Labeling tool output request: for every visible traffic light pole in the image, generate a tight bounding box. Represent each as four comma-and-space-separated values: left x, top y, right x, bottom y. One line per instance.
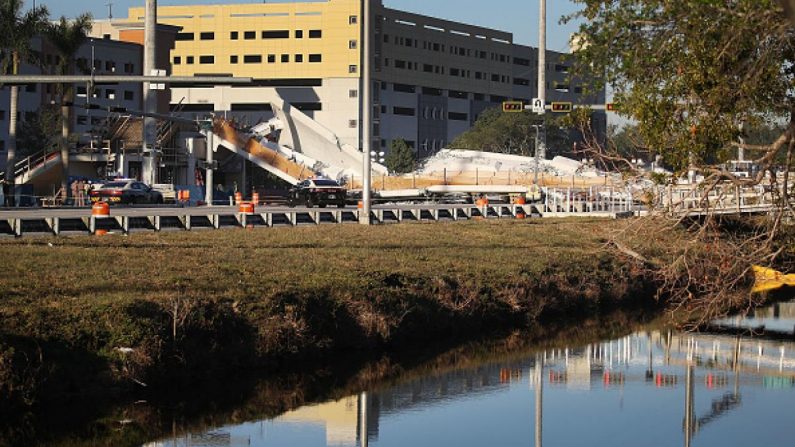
537, 0, 547, 160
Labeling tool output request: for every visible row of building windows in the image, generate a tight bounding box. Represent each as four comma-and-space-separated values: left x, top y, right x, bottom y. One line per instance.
174, 53, 324, 65
76, 87, 136, 101
378, 138, 446, 152
384, 33, 572, 75
382, 105, 468, 122
387, 57, 508, 83
384, 34, 512, 64
176, 29, 324, 42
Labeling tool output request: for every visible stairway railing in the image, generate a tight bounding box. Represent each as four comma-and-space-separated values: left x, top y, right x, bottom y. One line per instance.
0, 149, 59, 183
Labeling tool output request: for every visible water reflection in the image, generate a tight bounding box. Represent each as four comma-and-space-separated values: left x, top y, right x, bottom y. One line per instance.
145, 315, 795, 447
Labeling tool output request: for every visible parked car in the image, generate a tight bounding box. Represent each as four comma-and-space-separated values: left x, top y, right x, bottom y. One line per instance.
287, 178, 347, 208
89, 180, 164, 205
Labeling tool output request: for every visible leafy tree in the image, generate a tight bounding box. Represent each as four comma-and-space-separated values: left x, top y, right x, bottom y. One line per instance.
565, 1, 795, 323
450, 107, 573, 158
0, 0, 49, 186
384, 138, 415, 174
17, 104, 59, 158
566, 1, 794, 176
46, 13, 92, 195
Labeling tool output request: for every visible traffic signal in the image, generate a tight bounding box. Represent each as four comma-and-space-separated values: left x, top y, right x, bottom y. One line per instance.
551, 102, 573, 113
502, 101, 524, 113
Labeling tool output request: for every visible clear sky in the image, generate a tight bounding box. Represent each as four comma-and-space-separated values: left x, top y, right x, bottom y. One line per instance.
35, 0, 584, 52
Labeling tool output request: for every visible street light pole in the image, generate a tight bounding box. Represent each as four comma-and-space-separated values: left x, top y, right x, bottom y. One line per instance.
359, 0, 372, 225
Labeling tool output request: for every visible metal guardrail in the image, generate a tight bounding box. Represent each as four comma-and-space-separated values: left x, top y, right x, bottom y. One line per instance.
0, 202, 635, 237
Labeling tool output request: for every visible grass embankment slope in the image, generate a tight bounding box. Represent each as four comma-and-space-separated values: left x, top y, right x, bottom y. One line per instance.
0, 219, 666, 408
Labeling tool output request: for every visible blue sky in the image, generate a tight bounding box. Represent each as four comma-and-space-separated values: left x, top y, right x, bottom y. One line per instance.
36, 0, 584, 52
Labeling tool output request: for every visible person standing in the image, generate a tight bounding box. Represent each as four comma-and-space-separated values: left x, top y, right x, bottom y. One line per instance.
77, 179, 85, 207
70, 180, 79, 207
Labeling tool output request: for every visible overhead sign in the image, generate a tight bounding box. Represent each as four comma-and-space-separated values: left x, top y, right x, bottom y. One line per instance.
531, 98, 545, 114
551, 102, 573, 113
502, 101, 524, 113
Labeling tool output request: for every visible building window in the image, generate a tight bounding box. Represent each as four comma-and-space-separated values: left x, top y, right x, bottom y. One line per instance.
24, 83, 36, 93
186, 56, 195, 64
448, 112, 468, 121
349, 119, 357, 128
309, 29, 322, 38
294, 54, 303, 63
105, 89, 116, 100
173, 56, 181, 65
124, 90, 134, 101
281, 54, 289, 63
105, 61, 116, 72
77, 86, 87, 96
267, 54, 276, 63
349, 65, 357, 73
230, 55, 238, 64
262, 30, 289, 39
349, 89, 358, 98
230, 31, 238, 40
77, 116, 88, 125
244, 55, 262, 64
199, 55, 215, 64
200, 32, 215, 40
349, 15, 358, 24
308, 54, 322, 63
244, 31, 256, 40
0, 111, 7, 121
349, 40, 357, 49
393, 106, 415, 116
176, 32, 194, 41
295, 30, 303, 38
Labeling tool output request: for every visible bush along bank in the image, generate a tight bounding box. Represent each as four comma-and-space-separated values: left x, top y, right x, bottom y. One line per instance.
0, 220, 665, 412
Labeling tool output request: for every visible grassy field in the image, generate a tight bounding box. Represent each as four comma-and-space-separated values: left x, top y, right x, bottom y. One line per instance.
0, 219, 664, 409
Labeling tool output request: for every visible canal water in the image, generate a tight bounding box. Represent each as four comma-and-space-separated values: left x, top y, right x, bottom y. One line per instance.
140, 302, 795, 447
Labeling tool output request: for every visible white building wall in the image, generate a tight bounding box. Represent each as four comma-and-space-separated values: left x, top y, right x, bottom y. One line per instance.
170, 77, 360, 147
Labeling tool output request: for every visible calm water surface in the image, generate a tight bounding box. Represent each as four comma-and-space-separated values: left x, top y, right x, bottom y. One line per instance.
144, 302, 795, 447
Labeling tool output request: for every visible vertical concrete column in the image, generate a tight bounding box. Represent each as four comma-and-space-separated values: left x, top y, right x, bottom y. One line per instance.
185, 137, 196, 188
142, 0, 159, 185
205, 132, 214, 206
359, 0, 372, 225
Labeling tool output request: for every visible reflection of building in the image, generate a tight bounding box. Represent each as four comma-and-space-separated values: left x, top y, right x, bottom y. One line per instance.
276, 395, 360, 446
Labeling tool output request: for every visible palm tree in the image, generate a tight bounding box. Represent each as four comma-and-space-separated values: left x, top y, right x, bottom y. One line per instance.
0, 0, 49, 203
45, 14, 92, 200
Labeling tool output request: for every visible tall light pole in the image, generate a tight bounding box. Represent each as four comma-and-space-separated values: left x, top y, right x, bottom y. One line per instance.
536, 0, 547, 160
359, 0, 372, 225
143, 0, 158, 185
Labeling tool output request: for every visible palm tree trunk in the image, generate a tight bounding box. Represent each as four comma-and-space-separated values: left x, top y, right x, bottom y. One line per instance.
5, 52, 20, 206
60, 87, 70, 202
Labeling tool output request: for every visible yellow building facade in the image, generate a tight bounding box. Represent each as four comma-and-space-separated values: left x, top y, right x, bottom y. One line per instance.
128, 0, 362, 80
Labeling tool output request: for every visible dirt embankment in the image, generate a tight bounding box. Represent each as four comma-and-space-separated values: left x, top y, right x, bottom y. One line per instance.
0, 219, 675, 412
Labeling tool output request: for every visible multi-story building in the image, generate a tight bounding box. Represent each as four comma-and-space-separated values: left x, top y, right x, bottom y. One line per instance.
0, 35, 144, 169
117, 0, 606, 159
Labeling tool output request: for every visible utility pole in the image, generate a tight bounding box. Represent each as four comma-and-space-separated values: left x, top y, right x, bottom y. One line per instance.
536, 0, 547, 159
106, 2, 113, 20
143, 0, 158, 185
359, 0, 372, 225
